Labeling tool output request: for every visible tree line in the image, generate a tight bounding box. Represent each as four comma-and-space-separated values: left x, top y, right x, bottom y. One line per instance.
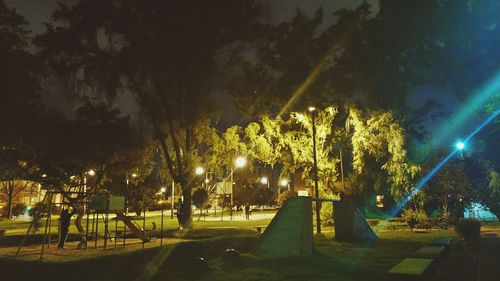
1, 0, 499, 224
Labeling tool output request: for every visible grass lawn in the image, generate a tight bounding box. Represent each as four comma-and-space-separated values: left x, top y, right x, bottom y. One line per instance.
0, 226, 462, 281
1, 216, 499, 281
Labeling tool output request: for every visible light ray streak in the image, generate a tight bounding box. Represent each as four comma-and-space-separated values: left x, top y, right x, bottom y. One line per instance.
390, 109, 500, 216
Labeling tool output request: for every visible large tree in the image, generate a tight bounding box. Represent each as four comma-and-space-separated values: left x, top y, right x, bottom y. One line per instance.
36, 0, 262, 227
0, 1, 44, 218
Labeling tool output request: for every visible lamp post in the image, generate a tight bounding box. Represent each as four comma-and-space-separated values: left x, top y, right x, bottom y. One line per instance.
231, 156, 247, 220
260, 176, 270, 188
280, 179, 290, 191
456, 141, 465, 160
339, 144, 345, 192
159, 187, 166, 245
309, 106, 321, 234
195, 166, 210, 188
125, 172, 138, 214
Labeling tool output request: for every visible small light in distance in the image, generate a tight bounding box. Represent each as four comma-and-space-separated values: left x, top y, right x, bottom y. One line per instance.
280, 179, 288, 187
195, 166, 205, 175
260, 177, 269, 185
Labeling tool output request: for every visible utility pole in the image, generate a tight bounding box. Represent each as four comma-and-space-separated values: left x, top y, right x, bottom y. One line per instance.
309, 106, 321, 234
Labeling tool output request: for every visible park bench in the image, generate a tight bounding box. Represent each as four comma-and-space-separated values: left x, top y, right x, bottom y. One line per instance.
412, 245, 445, 259
253, 226, 267, 233
206, 226, 238, 230
430, 237, 453, 247
387, 258, 434, 281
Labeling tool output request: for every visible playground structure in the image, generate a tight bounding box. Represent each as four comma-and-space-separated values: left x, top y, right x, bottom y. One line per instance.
14, 185, 162, 260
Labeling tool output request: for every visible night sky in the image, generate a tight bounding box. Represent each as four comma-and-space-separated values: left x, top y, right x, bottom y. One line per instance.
7, 0, 379, 34
4, 0, 478, 147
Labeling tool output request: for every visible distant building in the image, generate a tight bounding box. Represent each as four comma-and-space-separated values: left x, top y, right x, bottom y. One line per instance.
464, 203, 498, 221
0, 180, 60, 217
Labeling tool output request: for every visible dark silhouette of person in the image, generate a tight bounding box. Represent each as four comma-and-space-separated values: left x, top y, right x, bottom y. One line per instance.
58, 208, 75, 249
176, 199, 184, 230
245, 204, 250, 220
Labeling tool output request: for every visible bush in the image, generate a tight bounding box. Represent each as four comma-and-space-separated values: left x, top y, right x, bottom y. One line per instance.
320, 202, 334, 226
1, 203, 26, 218
277, 190, 297, 206
367, 219, 380, 227
455, 218, 481, 242
402, 208, 427, 231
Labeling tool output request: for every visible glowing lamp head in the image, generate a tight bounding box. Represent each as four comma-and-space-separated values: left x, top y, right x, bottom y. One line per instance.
308, 106, 316, 112
131, 173, 138, 178
456, 142, 465, 150
87, 169, 96, 177
160, 187, 166, 193
195, 166, 205, 175
234, 156, 247, 168
280, 179, 288, 187
260, 177, 269, 185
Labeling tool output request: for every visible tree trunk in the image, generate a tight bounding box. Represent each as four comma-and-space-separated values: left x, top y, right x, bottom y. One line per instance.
7, 181, 14, 219
180, 180, 193, 228
7, 193, 13, 219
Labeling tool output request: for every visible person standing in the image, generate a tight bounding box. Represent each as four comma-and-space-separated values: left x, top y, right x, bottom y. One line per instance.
176, 199, 184, 230
58, 208, 75, 249
245, 204, 250, 220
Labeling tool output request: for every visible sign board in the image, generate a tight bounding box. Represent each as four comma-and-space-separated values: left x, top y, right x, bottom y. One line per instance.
90, 195, 107, 212
376, 195, 384, 208
109, 195, 125, 212
215, 181, 232, 195
298, 190, 309, 197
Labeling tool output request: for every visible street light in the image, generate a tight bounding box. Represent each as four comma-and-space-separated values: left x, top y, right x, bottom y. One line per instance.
230, 156, 247, 219
125, 172, 139, 213
456, 141, 465, 159
195, 166, 205, 176
235, 156, 247, 168
87, 169, 96, 177
280, 179, 290, 191
260, 177, 268, 185
260, 176, 270, 188
309, 106, 321, 234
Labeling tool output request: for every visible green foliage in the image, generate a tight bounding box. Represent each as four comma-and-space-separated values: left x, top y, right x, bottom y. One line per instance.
455, 218, 481, 242
192, 188, 209, 209
277, 190, 297, 206
367, 219, 380, 227
348, 108, 420, 200
423, 155, 473, 217
251, 186, 275, 206
320, 202, 334, 226
402, 208, 427, 231
233, 184, 256, 206
488, 171, 500, 218
4, 203, 26, 217
36, 0, 263, 229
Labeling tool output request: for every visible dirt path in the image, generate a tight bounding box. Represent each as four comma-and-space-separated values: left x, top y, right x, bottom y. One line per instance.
0, 237, 188, 262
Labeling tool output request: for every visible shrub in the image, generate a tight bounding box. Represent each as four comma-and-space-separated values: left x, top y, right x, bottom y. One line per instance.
11, 204, 27, 217
402, 208, 427, 231
455, 218, 481, 242
277, 190, 297, 206
320, 202, 334, 226
367, 219, 380, 227
1, 203, 26, 218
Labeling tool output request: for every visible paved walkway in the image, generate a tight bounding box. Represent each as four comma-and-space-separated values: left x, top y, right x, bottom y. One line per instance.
477, 226, 500, 281
439, 224, 500, 281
